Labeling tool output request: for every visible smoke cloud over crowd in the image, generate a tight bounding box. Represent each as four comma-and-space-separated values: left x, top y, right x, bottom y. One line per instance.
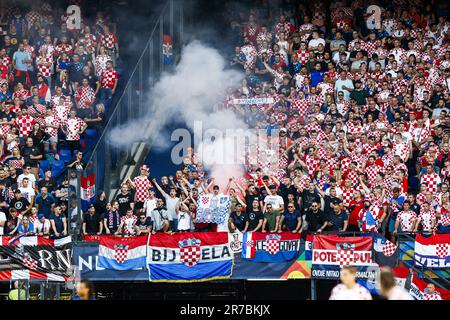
108, 41, 248, 187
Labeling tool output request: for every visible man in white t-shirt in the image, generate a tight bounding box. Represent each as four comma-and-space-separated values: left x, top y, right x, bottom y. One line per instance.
329, 266, 373, 300
17, 166, 36, 189
308, 30, 325, 50
18, 178, 35, 204
33, 214, 50, 236
0, 210, 6, 235
334, 71, 354, 101
153, 178, 180, 231
143, 189, 158, 218
264, 185, 285, 213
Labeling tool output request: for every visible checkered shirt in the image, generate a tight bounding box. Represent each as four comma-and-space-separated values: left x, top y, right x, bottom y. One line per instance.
36, 56, 53, 77
1, 54, 10, 67
421, 173, 441, 194
418, 210, 436, 232
365, 164, 381, 189
39, 44, 55, 57
133, 175, 153, 202
363, 41, 378, 58
240, 44, 257, 71
305, 155, 320, 176
342, 188, 355, 208
100, 32, 118, 50
75, 85, 96, 109
396, 210, 417, 232
63, 117, 86, 141
55, 44, 73, 56
94, 53, 111, 77
120, 215, 137, 235
83, 33, 97, 51
295, 50, 309, 65
26, 10, 41, 27
16, 115, 36, 138
13, 89, 30, 102
44, 115, 60, 138
53, 102, 71, 124
101, 69, 119, 89
274, 22, 293, 40
291, 98, 309, 117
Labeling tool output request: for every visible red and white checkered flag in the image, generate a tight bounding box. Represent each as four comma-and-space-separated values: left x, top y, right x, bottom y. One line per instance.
382, 240, 398, 257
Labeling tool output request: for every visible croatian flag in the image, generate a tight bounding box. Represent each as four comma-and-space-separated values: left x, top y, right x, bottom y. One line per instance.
415, 233, 450, 269
98, 236, 147, 270
241, 232, 302, 262
162, 35, 173, 65
148, 232, 233, 281
80, 175, 95, 212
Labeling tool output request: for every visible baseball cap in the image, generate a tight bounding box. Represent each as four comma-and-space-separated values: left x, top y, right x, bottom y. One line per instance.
38, 214, 44, 219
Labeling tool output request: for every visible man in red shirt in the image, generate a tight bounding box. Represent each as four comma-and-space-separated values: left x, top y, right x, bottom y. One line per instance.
97, 60, 118, 108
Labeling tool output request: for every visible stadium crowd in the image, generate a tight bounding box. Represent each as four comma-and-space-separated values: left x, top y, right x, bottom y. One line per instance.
78, 0, 450, 244
0, 1, 120, 237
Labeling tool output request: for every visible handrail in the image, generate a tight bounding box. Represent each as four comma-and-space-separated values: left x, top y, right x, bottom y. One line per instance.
84, 2, 169, 168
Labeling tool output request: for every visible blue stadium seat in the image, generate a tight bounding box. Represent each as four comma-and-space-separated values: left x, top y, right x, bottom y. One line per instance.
51, 160, 65, 178
84, 129, 97, 145
39, 160, 49, 172
59, 149, 72, 163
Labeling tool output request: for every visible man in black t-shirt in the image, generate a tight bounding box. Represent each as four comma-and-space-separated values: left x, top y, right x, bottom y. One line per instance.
229, 203, 248, 232
327, 204, 349, 232
38, 169, 57, 194
82, 205, 103, 235
135, 213, 152, 235
304, 201, 328, 233
245, 185, 261, 213
247, 199, 263, 231
115, 184, 134, 216
10, 190, 31, 215
302, 182, 321, 214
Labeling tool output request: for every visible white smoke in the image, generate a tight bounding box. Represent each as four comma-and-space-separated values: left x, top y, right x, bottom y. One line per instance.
107, 41, 249, 188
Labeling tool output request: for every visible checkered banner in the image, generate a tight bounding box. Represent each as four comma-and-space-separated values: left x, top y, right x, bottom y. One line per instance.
195, 194, 230, 224
311, 235, 377, 280
415, 233, 450, 269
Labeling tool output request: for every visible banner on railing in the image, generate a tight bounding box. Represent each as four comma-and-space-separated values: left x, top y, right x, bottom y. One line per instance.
357, 266, 410, 295
242, 232, 301, 262
409, 272, 450, 300
98, 235, 147, 271
75, 234, 311, 281
311, 235, 377, 280
147, 232, 233, 282
372, 235, 399, 267
231, 98, 274, 105
415, 233, 450, 269
0, 236, 72, 281
195, 194, 230, 224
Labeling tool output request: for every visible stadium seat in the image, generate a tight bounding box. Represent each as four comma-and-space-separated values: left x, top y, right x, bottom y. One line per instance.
59, 149, 72, 163
51, 160, 66, 178
39, 160, 49, 172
